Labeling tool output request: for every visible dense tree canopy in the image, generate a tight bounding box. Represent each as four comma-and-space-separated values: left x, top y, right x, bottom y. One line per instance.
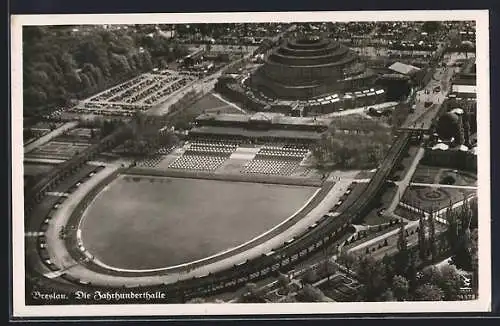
422, 21, 442, 35
311, 115, 393, 170
23, 25, 189, 116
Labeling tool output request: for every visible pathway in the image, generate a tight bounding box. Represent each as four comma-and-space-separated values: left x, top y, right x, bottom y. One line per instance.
44, 164, 121, 272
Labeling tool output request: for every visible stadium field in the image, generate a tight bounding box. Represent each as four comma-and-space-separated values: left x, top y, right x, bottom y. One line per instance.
80, 175, 317, 270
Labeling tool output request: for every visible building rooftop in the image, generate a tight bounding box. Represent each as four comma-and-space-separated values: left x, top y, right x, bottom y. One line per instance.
189, 125, 323, 140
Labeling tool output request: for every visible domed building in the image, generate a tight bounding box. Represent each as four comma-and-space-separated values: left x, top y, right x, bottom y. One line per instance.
249, 36, 377, 100
215, 35, 386, 116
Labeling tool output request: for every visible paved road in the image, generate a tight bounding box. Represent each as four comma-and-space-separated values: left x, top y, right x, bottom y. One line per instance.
44, 164, 121, 277
24, 121, 79, 154
403, 60, 456, 130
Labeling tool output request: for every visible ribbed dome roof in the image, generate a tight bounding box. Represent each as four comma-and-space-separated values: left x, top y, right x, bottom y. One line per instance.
266, 37, 353, 67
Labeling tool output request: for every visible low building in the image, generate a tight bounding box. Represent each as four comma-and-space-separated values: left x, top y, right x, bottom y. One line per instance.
189, 112, 330, 145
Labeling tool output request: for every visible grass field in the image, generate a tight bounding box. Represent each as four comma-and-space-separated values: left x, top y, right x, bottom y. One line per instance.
189, 93, 243, 114
170, 93, 244, 129
80, 175, 317, 270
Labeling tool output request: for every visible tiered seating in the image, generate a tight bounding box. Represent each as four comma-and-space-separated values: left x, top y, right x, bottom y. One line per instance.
243, 158, 300, 175
167, 140, 238, 171
188, 141, 238, 154
137, 156, 163, 168
156, 146, 175, 155
258, 145, 308, 159
241, 145, 310, 176
168, 154, 227, 171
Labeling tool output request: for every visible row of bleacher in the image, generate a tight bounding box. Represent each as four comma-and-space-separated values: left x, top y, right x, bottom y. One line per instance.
137, 156, 164, 168
240, 145, 309, 176
188, 142, 238, 155
242, 158, 300, 176
166, 138, 242, 171
189, 138, 241, 147
258, 146, 309, 159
